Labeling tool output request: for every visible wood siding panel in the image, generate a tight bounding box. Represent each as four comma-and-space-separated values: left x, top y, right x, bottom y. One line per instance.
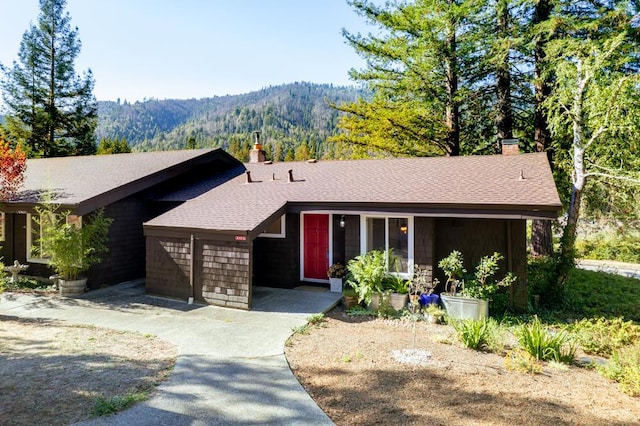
344, 215, 361, 262
509, 220, 528, 311
414, 217, 435, 284
145, 236, 191, 299
196, 239, 251, 309
253, 213, 300, 288
434, 218, 527, 310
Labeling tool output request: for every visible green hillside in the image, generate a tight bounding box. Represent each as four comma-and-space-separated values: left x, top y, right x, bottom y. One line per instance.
97, 82, 364, 161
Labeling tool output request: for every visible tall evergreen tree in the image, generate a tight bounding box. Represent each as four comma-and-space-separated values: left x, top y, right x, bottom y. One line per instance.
529, 0, 555, 257
0, 0, 97, 157
331, 0, 485, 157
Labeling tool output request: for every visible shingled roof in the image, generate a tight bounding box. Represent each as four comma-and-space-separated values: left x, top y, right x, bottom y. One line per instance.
3, 149, 240, 215
145, 153, 561, 237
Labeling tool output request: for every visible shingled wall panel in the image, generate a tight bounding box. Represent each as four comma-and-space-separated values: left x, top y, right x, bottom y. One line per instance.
196, 239, 251, 309
414, 217, 435, 284
145, 236, 191, 300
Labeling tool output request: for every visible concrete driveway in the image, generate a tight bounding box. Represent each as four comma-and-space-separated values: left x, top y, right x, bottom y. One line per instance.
0, 280, 341, 425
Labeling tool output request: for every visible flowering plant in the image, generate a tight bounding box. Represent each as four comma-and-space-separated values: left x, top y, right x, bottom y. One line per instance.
327, 263, 346, 278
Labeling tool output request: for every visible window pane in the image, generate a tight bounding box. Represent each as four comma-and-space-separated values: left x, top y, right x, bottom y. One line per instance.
388, 218, 409, 273
366, 218, 385, 252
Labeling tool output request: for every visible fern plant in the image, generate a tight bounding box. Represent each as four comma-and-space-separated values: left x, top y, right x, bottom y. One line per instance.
345, 249, 387, 305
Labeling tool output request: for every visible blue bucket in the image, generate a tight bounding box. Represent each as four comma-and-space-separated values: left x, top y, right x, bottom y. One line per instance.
419, 293, 440, 306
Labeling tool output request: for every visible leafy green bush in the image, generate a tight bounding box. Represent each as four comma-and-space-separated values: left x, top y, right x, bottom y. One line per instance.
597, 341, 640, 397
345, 249, 387, 305
517, 317, 575, 363
3, 277, 53, 292
452, 318, 500, 351
576, 230, 640, 263
527, 256, 565, 309
570, 317, 640, 356
564, 269, 640, 321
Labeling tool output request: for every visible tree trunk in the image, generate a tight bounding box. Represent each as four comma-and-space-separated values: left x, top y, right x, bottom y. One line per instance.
530, 0, 554, 257
445, 0, 460, 156
496, 0, 513, 143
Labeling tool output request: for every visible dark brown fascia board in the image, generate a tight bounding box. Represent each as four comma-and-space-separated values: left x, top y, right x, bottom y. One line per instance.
286, 202, 560, 220
76, 149, 242, 215
144, 224, 251, 243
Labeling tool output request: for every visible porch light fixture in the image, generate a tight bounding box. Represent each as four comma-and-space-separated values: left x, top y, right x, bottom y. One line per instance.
340, 215, 345, 228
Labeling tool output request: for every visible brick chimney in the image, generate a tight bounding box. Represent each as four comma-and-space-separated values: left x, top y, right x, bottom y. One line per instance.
249, 131, 266, 163
501, 138, 519, 156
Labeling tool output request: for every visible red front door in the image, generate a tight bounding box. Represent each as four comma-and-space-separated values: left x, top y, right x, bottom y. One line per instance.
304, 214, 329, 280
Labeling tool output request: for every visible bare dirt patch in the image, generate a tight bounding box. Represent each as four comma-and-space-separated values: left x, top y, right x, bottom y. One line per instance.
286, 308, 640, 426
0, 315, 177, 426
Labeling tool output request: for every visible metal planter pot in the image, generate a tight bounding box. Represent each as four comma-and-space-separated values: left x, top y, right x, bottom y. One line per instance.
440, 294, 488, 320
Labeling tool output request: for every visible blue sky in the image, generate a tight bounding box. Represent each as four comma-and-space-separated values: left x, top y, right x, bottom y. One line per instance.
0, 0, 374, 102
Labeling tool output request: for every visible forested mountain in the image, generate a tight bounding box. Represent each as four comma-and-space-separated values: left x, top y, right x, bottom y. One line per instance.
97, 82, 364, 161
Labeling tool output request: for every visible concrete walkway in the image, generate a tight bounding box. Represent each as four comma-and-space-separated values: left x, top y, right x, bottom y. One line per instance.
0, 281, 342, 425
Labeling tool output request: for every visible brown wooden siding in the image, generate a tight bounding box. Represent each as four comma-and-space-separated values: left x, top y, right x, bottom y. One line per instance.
0, 213, 15, 264
196, 239, 251, 309
146, 236, 191, 299
146, 234, 252, 309
414, 217, 435, 283
344, 214, 361, 262
434, 218, 527, 310
253, 213, 300, 288
87, 195, 150, 288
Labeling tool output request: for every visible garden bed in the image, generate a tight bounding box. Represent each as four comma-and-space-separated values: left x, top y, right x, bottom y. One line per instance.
286, 308, 640, 425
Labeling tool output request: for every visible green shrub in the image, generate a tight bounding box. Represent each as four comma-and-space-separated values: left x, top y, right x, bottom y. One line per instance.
517, 317, 575, 363
570, 317, 640, 356
345, 249, 387, 305
527, 256, 565, 309
564, 269, 640, 321
597, 341, 640, 397
452, 318, 500, 351
3, 277, 53, 292
576, 230, 640, 264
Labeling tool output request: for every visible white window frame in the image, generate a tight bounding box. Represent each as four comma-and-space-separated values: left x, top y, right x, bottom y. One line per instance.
0, 212, 5, 242
259, 214, 286, 238
27, 213, 82, 264
360, 214, 414, 279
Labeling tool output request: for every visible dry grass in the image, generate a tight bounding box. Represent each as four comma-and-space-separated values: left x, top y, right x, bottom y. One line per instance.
286, 308, 640, 426
0, 316, 177, 426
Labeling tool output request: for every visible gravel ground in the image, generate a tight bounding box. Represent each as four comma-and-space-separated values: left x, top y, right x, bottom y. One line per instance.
0, 316, 177, 426
286, 308, 640, 426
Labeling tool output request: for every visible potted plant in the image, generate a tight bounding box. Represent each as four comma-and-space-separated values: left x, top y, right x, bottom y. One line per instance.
345, 249, 387, 308
327, 263, 345, 293
438, 250, 515, 320
385, 274, 410, 311
33, 204, 112, 296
